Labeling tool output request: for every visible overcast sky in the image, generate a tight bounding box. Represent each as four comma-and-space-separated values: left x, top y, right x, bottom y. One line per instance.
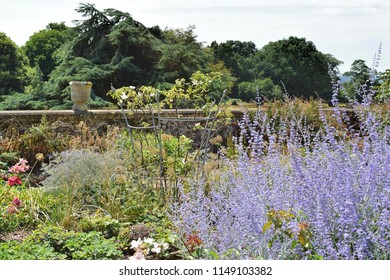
1, 0, 389, 73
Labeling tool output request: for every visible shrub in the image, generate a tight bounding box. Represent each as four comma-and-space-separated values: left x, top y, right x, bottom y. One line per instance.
42, 149, 122, 192
42, 148, 164, 224
80, 215, 120, 238
171, 98, 390, 259
237, 78, 283, 101
0, 152, 20, 167
25, 225, 123, 260
0, 240, 66, 260
18, 117, 68, 163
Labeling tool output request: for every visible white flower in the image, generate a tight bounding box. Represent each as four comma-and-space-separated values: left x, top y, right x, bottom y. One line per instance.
151, 242, 169, 254
143, 237, 154, 245
130, 238, 142, 249
129, 86, 136, 90
151, 243, 162, 254
162, 242, 169, 250
120, 92, 128, 100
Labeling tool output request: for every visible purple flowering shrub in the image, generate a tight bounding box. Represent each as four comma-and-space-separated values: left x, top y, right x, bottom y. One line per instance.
171, 94, 389, 259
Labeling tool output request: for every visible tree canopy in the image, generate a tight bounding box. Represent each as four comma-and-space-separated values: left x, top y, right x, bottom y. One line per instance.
0, 32, 28, 95
1, 4, 388, 110
44, 3, 217, 107
254, 36, 341, 99
23, 23, 69, 80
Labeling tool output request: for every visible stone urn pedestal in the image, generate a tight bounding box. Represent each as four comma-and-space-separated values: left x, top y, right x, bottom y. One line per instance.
69, 81, 92, 111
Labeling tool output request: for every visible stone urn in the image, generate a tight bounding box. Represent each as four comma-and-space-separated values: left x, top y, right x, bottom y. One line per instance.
69, 81, 92, 111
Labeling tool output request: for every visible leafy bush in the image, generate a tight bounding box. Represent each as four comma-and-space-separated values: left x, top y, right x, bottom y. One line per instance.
0, 92, 43, 110
237, 78, 283, 101
80, 215, 120, 238
18, 117, 68, 162
0, 152, 20, 167
25, 225, 123, 260
0, 240, 66, 260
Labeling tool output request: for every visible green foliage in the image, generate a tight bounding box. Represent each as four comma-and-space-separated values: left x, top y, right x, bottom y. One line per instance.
237, 78, 283, 101
22, 23, 69, 80
211, 40, 257, 85
341, 59, 372, 101
161, 134, 193, 179
0, 152, 19, 166
263, 97, 324, 133
0, 182, 53, 234
108, 85, 157, 109
375, 69, 390, 103
262, 208, 321, 260
42, 149, 121, 192
157, 26, 212, 81
24, 65, 44, 97
3, 4, 367, 108
118, 223, 155, 244
47, 3, 163, 101
109, 70, 232, 109
42, 5, 217, 107
0, 32, 28, 95
255, 36, 341, 100
344, 59, 371, 85
0, 240, 67, 260
19, 117, 68, 162
117, 223, 156, 254
0, 92, 50, 110
25, 225, 123, 260
42, 148, 164, 224
80, 215, 120, 238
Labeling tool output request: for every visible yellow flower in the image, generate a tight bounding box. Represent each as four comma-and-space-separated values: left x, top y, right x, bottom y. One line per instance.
35, 153, 45, 162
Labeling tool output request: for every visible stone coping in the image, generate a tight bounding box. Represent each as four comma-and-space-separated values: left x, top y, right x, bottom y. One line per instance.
0, 107, 354, 133
0, 108, 251, 118
0, 109, 248, 129
0, 107, 349, 123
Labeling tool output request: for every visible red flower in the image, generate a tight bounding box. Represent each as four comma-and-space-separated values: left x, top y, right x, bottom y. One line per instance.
7, 176, 22, 186
12, 197, 22, 207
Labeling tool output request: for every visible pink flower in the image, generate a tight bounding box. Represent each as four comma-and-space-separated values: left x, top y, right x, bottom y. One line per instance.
6, 205, 18, 214
18, 158, 28, 166
7, 176, 22, 186
8, 165, 22, 174
8, 159, 29, 174
12, 197, 22, 207
129, 250, 145, 260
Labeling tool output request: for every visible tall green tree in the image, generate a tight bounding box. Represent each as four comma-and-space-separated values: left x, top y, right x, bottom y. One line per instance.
375, 69, 390, 103
255, 36, 341, 99
237, 78, 282, 101
211, 40, 289, 101
0, 32, 28, 95
48, 3, 164, 102
157, 26, 212, 83
344, 59, 370, 84
22, 22, 70, 80
211, 40, 257, 82
341, 59, 371, 101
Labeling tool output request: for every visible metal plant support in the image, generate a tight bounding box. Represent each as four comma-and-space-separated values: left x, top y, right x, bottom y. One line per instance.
116, 85, 226, 199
